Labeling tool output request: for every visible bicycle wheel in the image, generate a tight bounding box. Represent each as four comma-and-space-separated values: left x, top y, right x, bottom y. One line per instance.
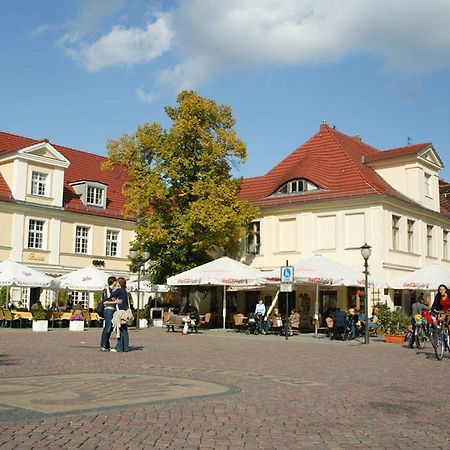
435, 334, 445, 360
407, 331, 415, 349
416, 326, 427, 349
430, 328, 438, 349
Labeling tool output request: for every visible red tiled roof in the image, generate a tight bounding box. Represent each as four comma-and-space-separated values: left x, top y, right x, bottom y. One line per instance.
365, 143, 431, 163
239, 123, 445, 213
0, 131, 131, 220
0, 172, 14, 203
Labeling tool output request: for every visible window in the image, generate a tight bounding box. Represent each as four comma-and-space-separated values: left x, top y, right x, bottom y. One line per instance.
31, 171, 47, 196
75, 225, 89, 254
69, 291, 89, 309
425, 173, 432, 198
106, 230, 119, 257
246, 221, 261, 255
274, 178, 320, 196
407, 219, 415, 253
444, 230, 449, 260
86, 185, 104, 207
392, 215, 400, 250
427, 225, 433, 257
28, 219, 44, 249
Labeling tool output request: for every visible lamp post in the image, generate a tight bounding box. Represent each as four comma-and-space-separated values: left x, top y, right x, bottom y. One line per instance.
360, 243, 372, 345
129, 248, 150, 330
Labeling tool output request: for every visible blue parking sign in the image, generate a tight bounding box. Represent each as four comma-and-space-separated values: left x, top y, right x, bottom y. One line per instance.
280, 265, 294, 283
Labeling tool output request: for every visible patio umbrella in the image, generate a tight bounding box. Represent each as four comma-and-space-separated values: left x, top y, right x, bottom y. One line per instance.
388, 263, 450, 291
167, 256, 266, 329
52, 266, 112, 291
264, 255, 379, 287
263, 255, 381, 333
0, 260, 53, 287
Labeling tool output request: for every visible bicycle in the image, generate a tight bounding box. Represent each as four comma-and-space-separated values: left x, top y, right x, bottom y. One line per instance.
433, 312, 450, 361
407, 315, 428, 349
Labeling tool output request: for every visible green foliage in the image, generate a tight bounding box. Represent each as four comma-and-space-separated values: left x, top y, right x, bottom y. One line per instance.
57, 290, 68, 307
32, 309, 48, 320
139, 307, 150, 320
93, 292, 102, 308
105, 90, 259, 283
375, 302, 410, 335
0, 287, 6, 308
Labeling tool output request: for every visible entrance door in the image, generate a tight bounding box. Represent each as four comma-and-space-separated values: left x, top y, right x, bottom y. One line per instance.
29, 288, 41, 309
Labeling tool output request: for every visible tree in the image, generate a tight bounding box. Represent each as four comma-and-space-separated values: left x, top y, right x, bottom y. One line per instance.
104, 91, 259, 283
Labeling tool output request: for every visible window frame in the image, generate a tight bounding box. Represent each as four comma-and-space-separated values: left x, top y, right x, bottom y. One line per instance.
86, 184, 105, 207
426, 224, 434, 257
392, 215, 400, 250
27, 218, 45, 249
274, 178, 320, 196
106, 229, 120, 257
30, 171, 48, 197
407, 219, 415, 253
246, 221, 261, 255
75, 225, 90, 254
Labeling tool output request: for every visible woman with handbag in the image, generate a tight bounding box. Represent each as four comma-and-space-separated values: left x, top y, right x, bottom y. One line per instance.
100, 276, 118, 352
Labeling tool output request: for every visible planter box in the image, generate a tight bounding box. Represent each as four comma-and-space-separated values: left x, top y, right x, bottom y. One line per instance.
69, 321, 85, 332
384, 334, 405, 344
32, 320, 48, 332
138, 318, 148, 328
153, 319, 163, 328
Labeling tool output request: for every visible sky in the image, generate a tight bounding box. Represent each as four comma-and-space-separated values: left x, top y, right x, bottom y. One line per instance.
1, 0, 450, 181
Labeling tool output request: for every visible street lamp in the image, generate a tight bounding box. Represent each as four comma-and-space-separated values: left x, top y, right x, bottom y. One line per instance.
360, 243, 372, 345
129, 248, 150, 330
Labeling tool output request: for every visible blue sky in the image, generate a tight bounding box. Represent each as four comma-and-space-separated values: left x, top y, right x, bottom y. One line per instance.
2, 0, 450, 180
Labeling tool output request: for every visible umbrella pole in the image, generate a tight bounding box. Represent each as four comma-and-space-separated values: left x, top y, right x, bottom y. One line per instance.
223, 286, 226, 330
314, 285, 319, 334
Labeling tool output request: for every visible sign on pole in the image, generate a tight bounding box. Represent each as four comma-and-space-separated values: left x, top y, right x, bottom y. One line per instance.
280, 265, 294, 292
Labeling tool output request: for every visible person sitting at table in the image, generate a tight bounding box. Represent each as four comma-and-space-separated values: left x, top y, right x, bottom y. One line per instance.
266, 308, 283, 335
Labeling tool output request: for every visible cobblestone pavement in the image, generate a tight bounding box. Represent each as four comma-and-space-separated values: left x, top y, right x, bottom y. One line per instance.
0, 327, 449, 449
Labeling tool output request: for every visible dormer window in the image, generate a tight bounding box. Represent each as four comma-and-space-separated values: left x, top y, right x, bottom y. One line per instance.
31, 171, 48, 196
70, 180, 107, 209
274, 178, 320, 196
87, 185, 104, 207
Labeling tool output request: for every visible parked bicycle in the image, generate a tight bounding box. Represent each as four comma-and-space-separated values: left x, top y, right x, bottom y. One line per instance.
433, 312, 450, 361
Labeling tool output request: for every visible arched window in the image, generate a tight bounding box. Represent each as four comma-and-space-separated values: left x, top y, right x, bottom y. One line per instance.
274, 179, 320, 196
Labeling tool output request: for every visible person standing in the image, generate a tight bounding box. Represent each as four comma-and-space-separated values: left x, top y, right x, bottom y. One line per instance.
112, 277, 130, 353
100, 276, 117, 352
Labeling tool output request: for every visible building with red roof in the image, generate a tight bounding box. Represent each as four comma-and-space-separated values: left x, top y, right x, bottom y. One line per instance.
239, 122, 450, 317
0, 131, 135, 309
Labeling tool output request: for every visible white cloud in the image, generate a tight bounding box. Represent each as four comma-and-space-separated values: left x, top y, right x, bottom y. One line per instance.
154, 0, 450, 92
77, 15, 173, 72
31, 24, 49, 36
57, 0, 450, 95
136, 87, 158, 103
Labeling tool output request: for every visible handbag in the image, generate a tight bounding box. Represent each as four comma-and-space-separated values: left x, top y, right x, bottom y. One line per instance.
97, 286, 111, 318
96, 302, 105, 318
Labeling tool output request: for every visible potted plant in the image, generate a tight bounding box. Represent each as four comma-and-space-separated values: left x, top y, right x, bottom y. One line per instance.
376, 302, 410, 343
69, 312, 85, 331
32, 309, 48, 332
138, 308, 150, 328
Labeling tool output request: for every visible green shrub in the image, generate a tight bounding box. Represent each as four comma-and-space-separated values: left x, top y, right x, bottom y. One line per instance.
375, 302, 409, 335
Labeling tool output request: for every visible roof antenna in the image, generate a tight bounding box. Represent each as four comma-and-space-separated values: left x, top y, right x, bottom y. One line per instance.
407, 136, 412, 145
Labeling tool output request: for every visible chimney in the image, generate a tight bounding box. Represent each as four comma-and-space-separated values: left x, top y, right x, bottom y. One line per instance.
320, 120, 329, 130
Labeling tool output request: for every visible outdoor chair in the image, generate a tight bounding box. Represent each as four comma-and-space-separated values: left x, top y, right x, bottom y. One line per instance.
233, 313, 246, 332
325, 317, 334, 335
3, 310, 19, 328
198, 312, 212, 329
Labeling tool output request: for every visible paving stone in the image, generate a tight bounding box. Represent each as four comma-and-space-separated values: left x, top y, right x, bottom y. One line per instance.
0, 329, 448, 448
